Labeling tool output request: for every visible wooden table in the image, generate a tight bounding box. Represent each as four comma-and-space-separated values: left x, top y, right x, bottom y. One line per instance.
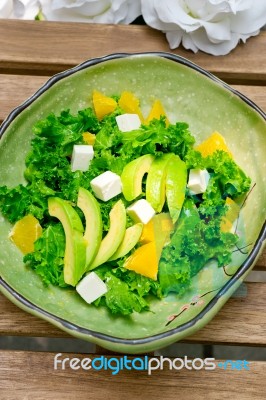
0, 20, 265, 399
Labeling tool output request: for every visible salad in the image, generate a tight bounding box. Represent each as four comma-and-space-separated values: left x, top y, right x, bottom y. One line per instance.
0, 90, 251, 316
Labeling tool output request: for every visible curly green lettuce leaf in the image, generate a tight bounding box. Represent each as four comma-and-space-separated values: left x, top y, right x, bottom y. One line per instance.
121, 117, 195, 159
185, 149, 251, 207
92, 115, 195, 178
158, 257, 191, 298
94, 272, 149, 315
158, 199, 199, 296
94, 110, 123, 151
24, 223, 67, 287
0, 182, 51, 223
158, 198, 238, 296
112, 266, 162, 298
0, 185, 31, 223
33, 108, 100, 146
93, 265, 162, 315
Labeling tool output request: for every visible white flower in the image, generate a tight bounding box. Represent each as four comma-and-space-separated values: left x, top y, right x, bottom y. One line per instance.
41, 0, 141, 24
0, 0, 42, 19
141, 0, 266, 55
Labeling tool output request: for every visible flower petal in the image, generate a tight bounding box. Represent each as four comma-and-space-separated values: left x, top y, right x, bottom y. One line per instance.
50, 0, 110, 16
189, 27, 258, 55
208, 0, 252, 13
201, 18, 231, 42
42, 0, 141, 24
230, 3, 266, 34
142, 0, 265, 55
13, 0, 41, 19
116, 0, 141, 24
187, 0, 233, 19
155, 0, 201, 31
142, 0, 172, 31
182, 32, 200, 52
0, 0, 13, 18
166, 30, 183, 49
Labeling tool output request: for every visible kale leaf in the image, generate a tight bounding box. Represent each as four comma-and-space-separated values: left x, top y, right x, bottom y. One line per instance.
24, 223, 68, 287
186, 149, 251, 208
93, 265, 162, 315
158, 198, 238, 296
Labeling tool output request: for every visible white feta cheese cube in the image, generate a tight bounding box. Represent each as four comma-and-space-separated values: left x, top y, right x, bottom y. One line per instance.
127, 199, 156, 224
90, 171, 122, 201
71, 145, 94, 172
187, 169, 210, 195
116, 113, 141, 132
76, 272, 107, 304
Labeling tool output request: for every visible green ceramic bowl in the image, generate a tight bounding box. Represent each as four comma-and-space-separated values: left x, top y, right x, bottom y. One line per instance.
0, 53, 265, 354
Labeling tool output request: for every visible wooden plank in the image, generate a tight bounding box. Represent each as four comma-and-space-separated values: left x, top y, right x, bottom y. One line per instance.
234, 85, 266, 113
0, 73, 265, 123
255, 249, 266, 271
0, 20, 265, 84
0, 282, 265, 346
0, 351, 265, 400
187, 282, 266, 345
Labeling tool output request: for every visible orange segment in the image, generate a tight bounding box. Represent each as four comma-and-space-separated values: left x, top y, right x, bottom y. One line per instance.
9, 214, 42, 254
146, 99, 169, 126
221, 198, 240, 232
128, 213, 174, 280
196, 131, 232, 158
92, 90, 117, 120
140, 219, 155, 244
140, 213, 174, 250
154, 214, 174, 249
118, 91, 144, 121
83, 132, 96, 145
124, 241, 158, 280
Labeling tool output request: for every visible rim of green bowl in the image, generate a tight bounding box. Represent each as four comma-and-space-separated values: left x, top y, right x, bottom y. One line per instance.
0, 52, 265, 346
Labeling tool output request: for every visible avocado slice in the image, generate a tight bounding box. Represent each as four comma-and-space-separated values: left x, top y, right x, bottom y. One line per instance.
77, 188, 103, 268
88, 200, 127, 270
109, 223, 143, 261
121, 154, 154, 201
152, 212, 175, 254
146, 153, 174, 212
165, 155, 187, 223
48, 197, 86, 287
